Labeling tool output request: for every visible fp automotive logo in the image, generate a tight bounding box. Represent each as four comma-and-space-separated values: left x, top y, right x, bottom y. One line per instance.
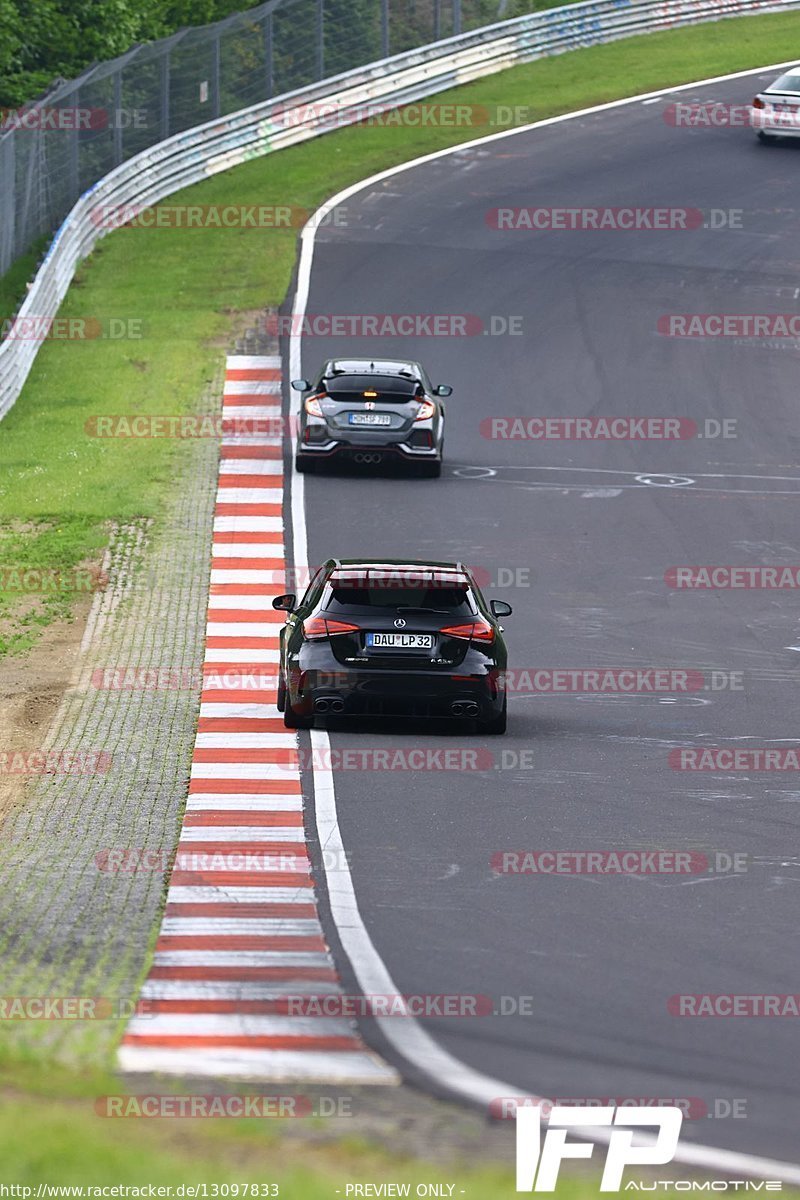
516, 1105, 683, 1191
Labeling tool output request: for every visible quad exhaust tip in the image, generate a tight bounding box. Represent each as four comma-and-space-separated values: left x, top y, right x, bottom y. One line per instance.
451, 700, 480, 718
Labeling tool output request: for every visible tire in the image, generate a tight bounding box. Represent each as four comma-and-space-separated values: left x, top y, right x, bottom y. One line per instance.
276, 672, 286, 713
283, 699, 314, 729
295, 456, 315, 474
757, 130, 778, 144
477, 697, 507, 735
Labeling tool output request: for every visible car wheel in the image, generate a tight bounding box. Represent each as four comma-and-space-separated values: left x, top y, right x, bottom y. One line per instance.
757, 131, 778, 144
477, 697, 507, 735
295, 456, 315, 474
283, 699, 314, 729
276, 671, 286, 712
417, 460, 442, 479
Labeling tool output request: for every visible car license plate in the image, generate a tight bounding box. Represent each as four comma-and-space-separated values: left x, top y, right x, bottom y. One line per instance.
349, 412, 392, 426
367, 632, 433, 649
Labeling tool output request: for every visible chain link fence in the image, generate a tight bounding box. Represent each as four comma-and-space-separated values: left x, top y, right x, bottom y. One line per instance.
0, 0, 519, 278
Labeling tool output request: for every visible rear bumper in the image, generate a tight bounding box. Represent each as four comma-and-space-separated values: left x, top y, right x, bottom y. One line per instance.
286, 653, 505, 719
752, 107, 800, 136
297, 440, 441, 462
298, 418, 441, 460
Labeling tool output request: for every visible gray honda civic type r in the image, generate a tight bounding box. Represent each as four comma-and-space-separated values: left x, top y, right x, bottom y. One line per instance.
291, 358, 450, 477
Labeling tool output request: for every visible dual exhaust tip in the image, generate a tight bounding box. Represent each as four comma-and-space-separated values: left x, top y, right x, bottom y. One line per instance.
314, 696, 346, 714
451, 700, 480, 718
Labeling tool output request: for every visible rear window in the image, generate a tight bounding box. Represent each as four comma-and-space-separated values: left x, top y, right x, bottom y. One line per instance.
325, 583, 475, 615
324, 375, 419, 400
768, 73, 800, 92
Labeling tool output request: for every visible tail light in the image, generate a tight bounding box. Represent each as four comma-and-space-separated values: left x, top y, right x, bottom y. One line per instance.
414, 399, 436, 422
303, 616, 360, 640
752, 96, 765, 109
439, 619, 495, 644
305, 394, 325, 417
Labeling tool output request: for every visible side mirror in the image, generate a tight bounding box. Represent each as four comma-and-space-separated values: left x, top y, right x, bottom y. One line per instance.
490, 599, 512, 617
434, 384, 452, 397
291, 379, 310, 392
272, 593, 297, 612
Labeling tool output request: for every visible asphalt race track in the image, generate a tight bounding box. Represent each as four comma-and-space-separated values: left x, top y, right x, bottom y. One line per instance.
293, 67, 800, 1167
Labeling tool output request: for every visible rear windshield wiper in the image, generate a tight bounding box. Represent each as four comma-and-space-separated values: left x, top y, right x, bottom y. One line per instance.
395, 605, 451, 614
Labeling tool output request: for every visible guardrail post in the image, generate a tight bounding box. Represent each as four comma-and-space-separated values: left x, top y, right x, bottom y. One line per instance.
264, 13, 274, 100
381, 0, 390, 58
160, 51, 170, 140
113, 69, 123, 165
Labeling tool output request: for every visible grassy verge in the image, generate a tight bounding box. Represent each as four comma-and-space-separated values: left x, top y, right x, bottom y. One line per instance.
0, 11, 794, 654
5, 1059, 789, 1197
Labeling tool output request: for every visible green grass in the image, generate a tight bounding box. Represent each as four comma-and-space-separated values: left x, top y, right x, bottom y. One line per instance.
0, 1058, 504, 1193
0, 9, 794, 659
4, 1059, 788, 1196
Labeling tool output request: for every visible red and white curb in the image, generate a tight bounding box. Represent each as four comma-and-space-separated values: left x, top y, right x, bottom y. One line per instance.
118, 354, 396, 1083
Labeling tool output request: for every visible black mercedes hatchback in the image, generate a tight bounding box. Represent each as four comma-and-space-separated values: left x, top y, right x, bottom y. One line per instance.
273, 559, 511, 733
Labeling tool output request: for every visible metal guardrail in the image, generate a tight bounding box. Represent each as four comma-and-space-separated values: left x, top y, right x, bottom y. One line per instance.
1, 0, 796, 421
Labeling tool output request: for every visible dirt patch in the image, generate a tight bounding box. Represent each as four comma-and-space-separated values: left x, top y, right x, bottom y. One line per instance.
0, 594, 93, 818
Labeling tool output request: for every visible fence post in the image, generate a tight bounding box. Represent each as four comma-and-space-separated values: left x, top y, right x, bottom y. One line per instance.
212, 32, 222, 118
68, 91, 79, 200
434, 0, 441, 40
0, 134, 15, 276
264, 13, 274, 99
113, 69, 123, 165
316, 0, 325, 79
160, 50, 170, 140
454, 0, 462, 35
381, 0, 389, 57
